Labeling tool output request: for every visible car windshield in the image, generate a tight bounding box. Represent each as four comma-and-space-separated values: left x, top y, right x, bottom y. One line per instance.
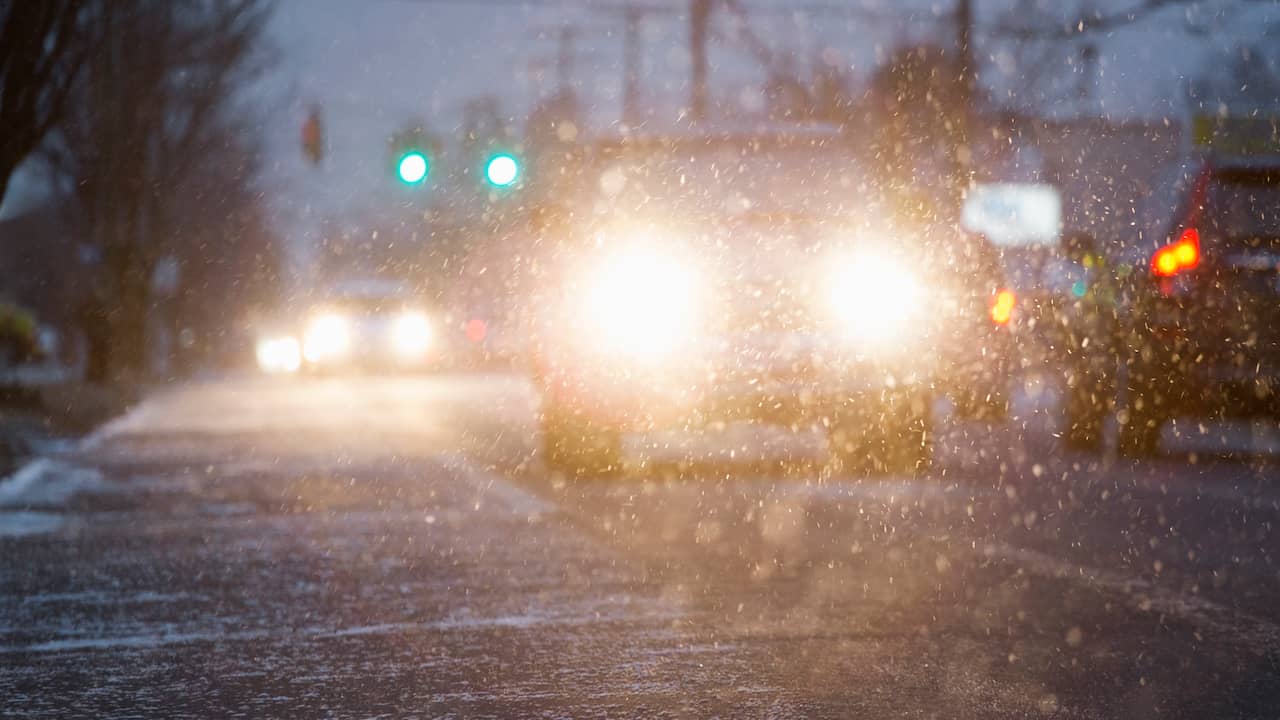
597, 138, 874, 218
4, 2, 1280, 718
322, 295, 419, 314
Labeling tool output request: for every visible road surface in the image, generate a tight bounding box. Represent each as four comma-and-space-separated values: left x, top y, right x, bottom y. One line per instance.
2, 374, 1278, 717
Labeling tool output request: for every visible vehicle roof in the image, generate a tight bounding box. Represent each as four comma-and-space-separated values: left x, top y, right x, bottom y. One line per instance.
592, 118, 847, 151
324, 277, 416, 300
1206, 153, 1280, 172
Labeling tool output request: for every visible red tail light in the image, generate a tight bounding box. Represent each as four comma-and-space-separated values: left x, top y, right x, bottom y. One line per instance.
1152, 228, 1200, 277
990, 289, 1015, 325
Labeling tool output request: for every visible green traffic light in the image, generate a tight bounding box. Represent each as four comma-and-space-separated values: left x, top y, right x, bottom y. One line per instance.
397, 151, 429, 184
484, 153, 520, 187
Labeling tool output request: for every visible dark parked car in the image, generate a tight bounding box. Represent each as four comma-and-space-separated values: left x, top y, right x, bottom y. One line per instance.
1111, 154, 1280, 455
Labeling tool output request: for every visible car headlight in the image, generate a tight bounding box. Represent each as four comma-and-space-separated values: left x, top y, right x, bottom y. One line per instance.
391, 311, 432, 358
581, 248, 700, 360
256, 336, 301, 374
303, 313, 350, 362
827, 253, 923, 344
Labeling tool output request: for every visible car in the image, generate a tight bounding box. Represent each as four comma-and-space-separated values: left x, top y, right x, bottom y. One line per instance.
296, 279, 443, 374
527, 125, 1016, 476
1111, 152, 1280, 456
1054, 230, 1126, 451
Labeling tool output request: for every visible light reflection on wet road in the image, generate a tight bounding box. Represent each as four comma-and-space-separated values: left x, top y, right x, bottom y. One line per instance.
1, 374, 1278, 717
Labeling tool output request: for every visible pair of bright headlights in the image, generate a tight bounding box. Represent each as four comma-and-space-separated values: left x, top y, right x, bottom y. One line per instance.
301, 311, 433, 363
256, 336, 302, 374
576, 248, 924, 359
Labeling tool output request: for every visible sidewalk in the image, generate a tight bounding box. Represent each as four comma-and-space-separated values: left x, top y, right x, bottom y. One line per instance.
0, 381, 140, 476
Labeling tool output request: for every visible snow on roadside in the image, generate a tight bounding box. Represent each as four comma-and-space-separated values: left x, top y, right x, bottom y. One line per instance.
0, 458, 104, 537
0, 511, 64, 538
437, 453, 554, 518
0, 458, 103, 509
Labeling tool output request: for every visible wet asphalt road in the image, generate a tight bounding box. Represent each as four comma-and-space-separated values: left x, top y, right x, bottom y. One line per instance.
1, 374, 1278, 718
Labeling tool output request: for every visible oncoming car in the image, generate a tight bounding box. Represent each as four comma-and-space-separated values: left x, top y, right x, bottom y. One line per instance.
528, 127, 1015, 476
290, 280, 441, 374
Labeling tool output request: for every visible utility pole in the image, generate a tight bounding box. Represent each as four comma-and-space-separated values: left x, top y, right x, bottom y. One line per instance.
607, 2, 689, 126
690, 0, 712, 122
461, 96, 503, 152
622, 6, 642, 126
956, 0, 974, 103
954, 0, 976, 187
955, 0, 974, 143
555, 25, 578, 93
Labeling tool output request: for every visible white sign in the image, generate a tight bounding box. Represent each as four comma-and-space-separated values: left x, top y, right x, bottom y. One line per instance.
961, 183, 1062, 247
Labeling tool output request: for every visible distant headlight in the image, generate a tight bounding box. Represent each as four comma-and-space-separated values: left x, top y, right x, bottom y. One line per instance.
303, 314, 350, 362
256, 336, 301, 374
581, 248, 700, 360
392, 311, 432, 358
827, 253, 923, 344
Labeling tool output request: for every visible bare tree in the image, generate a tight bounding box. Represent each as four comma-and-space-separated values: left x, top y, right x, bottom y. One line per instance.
0, 0, 98, 206
863, 44, 972, 218
46, 0, 275, 380
982, 0, 1279, 114
166, 116, 283, 373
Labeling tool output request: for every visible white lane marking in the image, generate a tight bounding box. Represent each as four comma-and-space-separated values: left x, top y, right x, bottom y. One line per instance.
324, 612, 653, 638
982, 541, 1280, 652
439, 454, 554, 518
1, 606, 685, 655
19, 591, 207, 606
1126, 469, 1280, 506
0, 629, 273, 654
592, 473, 1002, 503
1164, 418, 1280, 457
772, 478, 1001, 501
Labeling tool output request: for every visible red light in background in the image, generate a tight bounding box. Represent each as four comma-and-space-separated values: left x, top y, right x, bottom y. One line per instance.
1173, 228, 1200, 266
990, 289, 1015, 325
1152, 227, 1200, 277
1152, 246, 1180, 276
465, 318, 488, 344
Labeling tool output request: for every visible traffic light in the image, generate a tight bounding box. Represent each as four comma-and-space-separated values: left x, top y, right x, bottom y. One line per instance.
388, 123, 438, 187
484, 153, 521, 187
396, 150, 429, 184
301, 107, 323, 165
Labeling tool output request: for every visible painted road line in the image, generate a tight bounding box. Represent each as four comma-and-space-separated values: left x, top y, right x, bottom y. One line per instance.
981, 541, 1280, 654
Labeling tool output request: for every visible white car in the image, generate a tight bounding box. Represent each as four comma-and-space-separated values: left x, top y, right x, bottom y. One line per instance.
295, 281, 442, 374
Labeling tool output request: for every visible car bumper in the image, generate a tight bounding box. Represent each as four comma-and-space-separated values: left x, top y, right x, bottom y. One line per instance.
304, 349, 438, 372
539, 352, 937, 428
1132, 332, 1280, 417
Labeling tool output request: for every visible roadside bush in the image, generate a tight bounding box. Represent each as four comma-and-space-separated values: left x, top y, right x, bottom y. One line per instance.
0, 303, 40, 365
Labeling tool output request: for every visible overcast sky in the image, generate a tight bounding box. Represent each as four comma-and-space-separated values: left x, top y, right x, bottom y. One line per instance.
3, 0, 1275, 243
